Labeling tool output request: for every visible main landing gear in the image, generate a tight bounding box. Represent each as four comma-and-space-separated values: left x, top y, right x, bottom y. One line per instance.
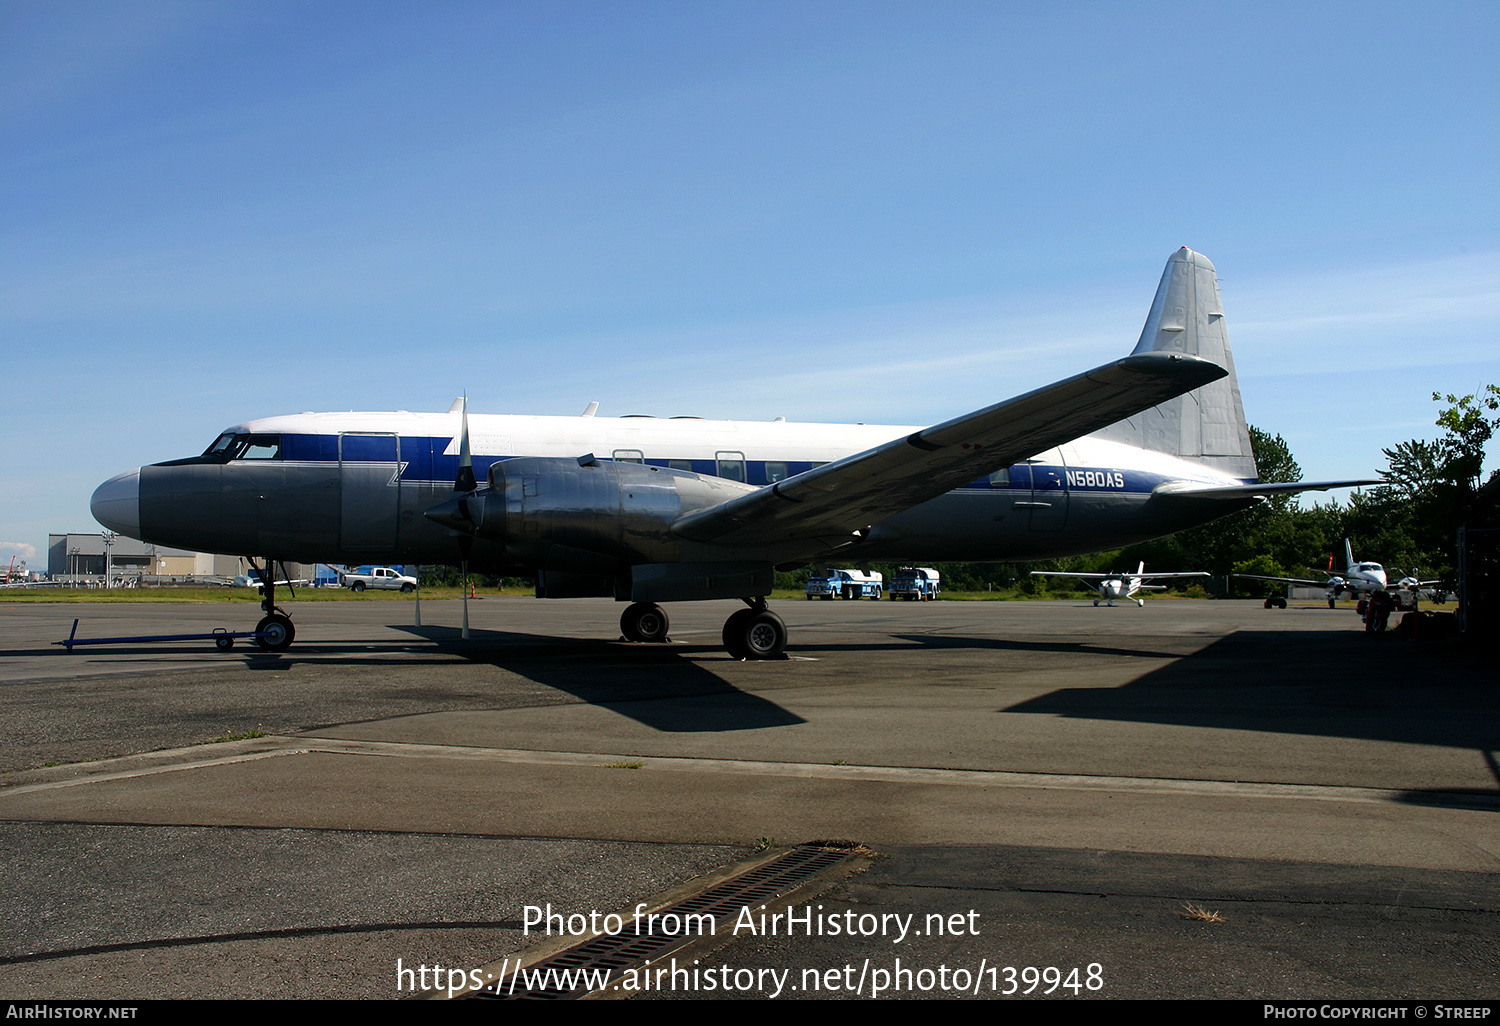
722, 598, 787, 661
618, 598, 788, 660
249, 557, 295, 651
620, 602, 671, 643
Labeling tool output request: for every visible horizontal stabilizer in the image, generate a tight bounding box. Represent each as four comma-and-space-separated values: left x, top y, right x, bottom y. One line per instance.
1152, 478, 1381, 501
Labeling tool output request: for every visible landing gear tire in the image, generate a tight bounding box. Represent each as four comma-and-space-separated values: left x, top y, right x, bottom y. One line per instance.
256, 614, 295, 651
351, 581, 366, 593
723, 609, 787, 660
621, 602, 670, 643
1328, 597, 1336, 608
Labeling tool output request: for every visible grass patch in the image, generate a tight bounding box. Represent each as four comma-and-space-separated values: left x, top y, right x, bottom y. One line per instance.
1178, 902, 1226, 923
210, 727, 269, 743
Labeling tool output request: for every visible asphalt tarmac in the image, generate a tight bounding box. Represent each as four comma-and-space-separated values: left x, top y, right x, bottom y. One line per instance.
1, 595, 1496, 1001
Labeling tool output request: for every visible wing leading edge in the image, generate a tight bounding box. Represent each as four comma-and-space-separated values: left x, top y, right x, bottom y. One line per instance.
672, 350, 1226, 547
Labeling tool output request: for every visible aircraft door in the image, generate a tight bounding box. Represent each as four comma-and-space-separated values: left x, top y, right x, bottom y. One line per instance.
1025, 453, 1068, 531
340, 432, 401, 551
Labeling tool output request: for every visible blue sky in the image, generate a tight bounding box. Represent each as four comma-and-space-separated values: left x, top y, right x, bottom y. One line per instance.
3, 1, 1497, 565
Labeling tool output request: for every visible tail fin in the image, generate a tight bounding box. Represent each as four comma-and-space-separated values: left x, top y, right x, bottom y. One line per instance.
1090, 248, 1256, 480
1343, 539, 1355, 573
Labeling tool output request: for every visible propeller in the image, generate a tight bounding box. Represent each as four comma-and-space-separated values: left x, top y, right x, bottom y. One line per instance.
422, 396, 479, 638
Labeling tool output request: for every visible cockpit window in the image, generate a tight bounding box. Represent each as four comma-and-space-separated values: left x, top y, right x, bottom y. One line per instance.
241, 434, 282, 459
204, 432, 248, 459
200, 432, 280, 460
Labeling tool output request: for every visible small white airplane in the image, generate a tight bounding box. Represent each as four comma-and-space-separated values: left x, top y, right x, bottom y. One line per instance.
1030, 562, 1208, 606
1235, 539, 1445, 608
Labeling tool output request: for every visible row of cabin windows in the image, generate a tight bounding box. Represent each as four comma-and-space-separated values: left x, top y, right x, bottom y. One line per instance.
204, 433, 1026, 490
612, 450, 812, 484
204, 434, 811, 481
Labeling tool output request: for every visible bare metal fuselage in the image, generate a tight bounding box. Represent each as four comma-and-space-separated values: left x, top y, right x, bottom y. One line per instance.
117, 411, 1248, 574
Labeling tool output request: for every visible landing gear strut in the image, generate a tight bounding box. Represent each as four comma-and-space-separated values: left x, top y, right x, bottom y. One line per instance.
620, 602, 670, 643
722, 597, 787, 660
250, 557, 295, 651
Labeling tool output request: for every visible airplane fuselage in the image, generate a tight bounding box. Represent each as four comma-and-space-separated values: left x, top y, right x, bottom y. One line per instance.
94, 410, 1254, 575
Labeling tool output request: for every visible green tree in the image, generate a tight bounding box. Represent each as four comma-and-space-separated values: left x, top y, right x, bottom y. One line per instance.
1117, 425, 1308, 583
1360, 384, 1500, 579
1432, 385, 1500, 494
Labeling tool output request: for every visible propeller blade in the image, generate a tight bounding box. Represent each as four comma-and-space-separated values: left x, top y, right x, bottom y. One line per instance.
455, 395, 476, 494
423, 396, 483, 531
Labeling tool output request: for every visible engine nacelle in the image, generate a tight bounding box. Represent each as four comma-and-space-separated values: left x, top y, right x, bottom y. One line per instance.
474, 457, 759, 573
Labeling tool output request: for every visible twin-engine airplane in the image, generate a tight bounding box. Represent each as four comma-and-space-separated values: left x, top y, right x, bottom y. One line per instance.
91, 248, 1376, 658
1029, 562, 1209, 607
1236, 539, 1444, 608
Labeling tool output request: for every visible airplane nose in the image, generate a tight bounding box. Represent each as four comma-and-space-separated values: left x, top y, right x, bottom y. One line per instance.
91, 468, 142, 537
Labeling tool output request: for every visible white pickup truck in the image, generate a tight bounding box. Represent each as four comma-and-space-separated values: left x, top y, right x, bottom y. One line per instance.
339, 567, 418, 593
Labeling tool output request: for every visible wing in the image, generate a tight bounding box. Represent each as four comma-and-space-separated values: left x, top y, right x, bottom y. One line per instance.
673, 351, 1225, 547
1233, 573, 1335, 588
1133, 572, 1211, 583
1029, 572, 1111, 580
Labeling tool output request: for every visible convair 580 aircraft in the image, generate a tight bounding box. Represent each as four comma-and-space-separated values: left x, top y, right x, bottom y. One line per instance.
91, 248, 1374, 658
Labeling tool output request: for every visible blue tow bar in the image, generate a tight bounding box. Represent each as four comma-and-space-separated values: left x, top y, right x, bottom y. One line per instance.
58, 618, 268, 651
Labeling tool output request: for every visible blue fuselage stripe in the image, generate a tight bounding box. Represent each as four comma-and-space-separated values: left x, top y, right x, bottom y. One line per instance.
273, 433, 1197, 493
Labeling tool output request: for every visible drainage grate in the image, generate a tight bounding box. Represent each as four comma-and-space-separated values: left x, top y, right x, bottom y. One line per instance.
468, 844, 860, 1000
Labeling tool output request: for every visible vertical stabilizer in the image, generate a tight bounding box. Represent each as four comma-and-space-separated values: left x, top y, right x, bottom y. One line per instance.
1091, 248, 1257, 480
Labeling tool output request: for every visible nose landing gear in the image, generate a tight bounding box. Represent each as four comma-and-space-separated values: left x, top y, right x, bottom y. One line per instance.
249, 557, 296, 651
255, 613, 295, 650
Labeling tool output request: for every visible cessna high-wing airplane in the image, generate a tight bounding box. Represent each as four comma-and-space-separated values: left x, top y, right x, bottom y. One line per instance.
91, 248, 1376, 659
1029, 562, 1209, 606
1236, 540, 1444, 608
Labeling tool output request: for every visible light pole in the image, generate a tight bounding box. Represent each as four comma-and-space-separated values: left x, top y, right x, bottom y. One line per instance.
101, 531, 116, 589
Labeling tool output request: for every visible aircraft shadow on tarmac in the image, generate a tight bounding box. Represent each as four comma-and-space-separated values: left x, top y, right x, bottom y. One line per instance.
22, 621, 804, 733
987, 627, 1500, 807
377, 623, 809, 733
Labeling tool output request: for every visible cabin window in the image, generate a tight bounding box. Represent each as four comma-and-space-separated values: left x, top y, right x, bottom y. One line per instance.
765, 462, 789, 483
988, 468, 1010, 487
668, 459, 695, 472
612, 449, 644, 464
